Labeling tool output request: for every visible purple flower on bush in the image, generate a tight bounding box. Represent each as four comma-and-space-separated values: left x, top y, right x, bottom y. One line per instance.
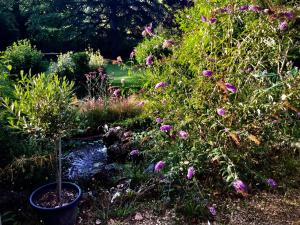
154, 161, 165, 172
279, 21, 288, 31
130, 149, 139, 156
208, 206, 217, 216
249, 5, 262, 12
160, 125, 172, 132
233, 179, 247, 193
202, 70, 213, 77
113, 89, 121, 97
209, 18, 217, 24
155, 81, 168, 89
142, 25, 153, 36
239, 5, 249, 11
217, 108, 225, 116
162, 39, 174, 48
146, 55, 154, 65
284, 12, 295, 20
225, 82, 237, 93
156, 117, 163, 123
201, 16, 207, 22
266, 178, 277, 188
187, 166, 195, 179
297, 112, 300, 118
136, 101, 144, 107
178, 130, 189, 140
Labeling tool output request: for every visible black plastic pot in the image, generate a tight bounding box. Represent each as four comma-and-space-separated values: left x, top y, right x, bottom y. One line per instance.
29, 182, 82, 225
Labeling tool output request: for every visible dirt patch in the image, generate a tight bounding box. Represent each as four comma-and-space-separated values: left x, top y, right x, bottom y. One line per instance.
35, 188, 78, 208
76, 189, 300, 225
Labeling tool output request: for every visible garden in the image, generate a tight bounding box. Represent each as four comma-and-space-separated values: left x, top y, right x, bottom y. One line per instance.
0, 0, 299, 224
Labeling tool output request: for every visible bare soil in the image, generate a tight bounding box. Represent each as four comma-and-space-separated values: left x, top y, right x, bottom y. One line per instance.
76, 189, 300, 225
35, 188, 78, 208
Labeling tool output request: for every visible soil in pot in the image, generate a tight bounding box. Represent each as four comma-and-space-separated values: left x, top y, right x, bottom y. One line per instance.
35, 188, 78, 208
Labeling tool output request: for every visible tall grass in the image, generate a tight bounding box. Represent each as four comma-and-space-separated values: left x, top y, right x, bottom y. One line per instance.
79, 95, 143, 130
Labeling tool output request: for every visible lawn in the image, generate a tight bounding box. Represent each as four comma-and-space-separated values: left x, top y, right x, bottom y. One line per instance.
105, 63, 144, 89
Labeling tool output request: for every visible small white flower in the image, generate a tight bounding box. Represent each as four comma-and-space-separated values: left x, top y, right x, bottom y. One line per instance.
281, 94, 287, 101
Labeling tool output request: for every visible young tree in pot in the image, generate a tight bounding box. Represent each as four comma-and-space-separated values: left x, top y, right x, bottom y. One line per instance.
3, 73, 80, 223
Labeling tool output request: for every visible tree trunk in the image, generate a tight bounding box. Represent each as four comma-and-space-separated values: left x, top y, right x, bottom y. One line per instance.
55, 137, 62, 204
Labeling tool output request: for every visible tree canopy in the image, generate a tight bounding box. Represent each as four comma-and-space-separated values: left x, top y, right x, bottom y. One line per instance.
0, 0, 190, 57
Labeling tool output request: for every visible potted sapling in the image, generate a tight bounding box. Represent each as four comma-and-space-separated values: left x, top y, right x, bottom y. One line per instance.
3, 73, 81, 225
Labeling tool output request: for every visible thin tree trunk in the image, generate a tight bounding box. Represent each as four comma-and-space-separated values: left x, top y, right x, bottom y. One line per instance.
56, 137, 62, 205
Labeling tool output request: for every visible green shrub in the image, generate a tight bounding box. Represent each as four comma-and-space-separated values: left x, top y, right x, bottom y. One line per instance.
49, 52, 76, 81
136, 1, 300, 188
71, 52, 90, 78
3, 73, 77, 139
49, 50, 105, 97
3, 39, 48, 76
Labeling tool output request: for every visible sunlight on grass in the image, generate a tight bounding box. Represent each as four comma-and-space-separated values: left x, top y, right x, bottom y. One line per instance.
105, 63, 143, 88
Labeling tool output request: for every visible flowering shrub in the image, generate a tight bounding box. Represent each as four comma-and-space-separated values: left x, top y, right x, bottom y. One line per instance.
86, 48, 105, 71
134, 35, 174, 65
49, 50, 105, 97
85, 67, 109, 99
135, 1, 300, 189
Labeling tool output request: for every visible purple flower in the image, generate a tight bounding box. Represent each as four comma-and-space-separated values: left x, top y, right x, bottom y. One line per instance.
142, 25, 153, 36
202, 70, 213, 77
217, 108, 225, 116
155, 81, 168, 89
266, 178, 277, 188
233, 179, 247, 193
156, 117, 163, 123
136, 101, 144, 107
209, 18, 217, 24
284, 12, 295, 20
225, 82, 237, 93
279, 21, 288, 31
154, 161, 165, 172
297, 112, 300, 118
178, 130, 189, 140
130, 149, 139, 156
113, 89, 121, 97
160, 125, 172, 132
208, 206, 217, 216
201, 16, 207, 22
146, 55, 154, 65
162, 39, 174, 48
187, 166, 195, 179
249, 5, 262, 12
239, 5, 249, 11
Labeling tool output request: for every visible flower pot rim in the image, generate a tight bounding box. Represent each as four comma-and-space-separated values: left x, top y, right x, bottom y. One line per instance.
29, 182, 82, 211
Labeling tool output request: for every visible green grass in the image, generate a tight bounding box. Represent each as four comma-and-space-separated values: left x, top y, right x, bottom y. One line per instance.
105, 63, 144, 89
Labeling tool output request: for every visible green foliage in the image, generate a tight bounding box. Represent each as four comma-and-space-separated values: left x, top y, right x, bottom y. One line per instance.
50, 50, 106, 97
3, 40, 48, 76
3, 73, 77, 140
136, 1, 300, 186
135, 35, 173, 65
49, 52, 76, 80
71, 52, 90, 77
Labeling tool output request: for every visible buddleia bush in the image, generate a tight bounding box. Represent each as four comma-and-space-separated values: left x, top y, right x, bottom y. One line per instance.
135, 1, 300, 189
